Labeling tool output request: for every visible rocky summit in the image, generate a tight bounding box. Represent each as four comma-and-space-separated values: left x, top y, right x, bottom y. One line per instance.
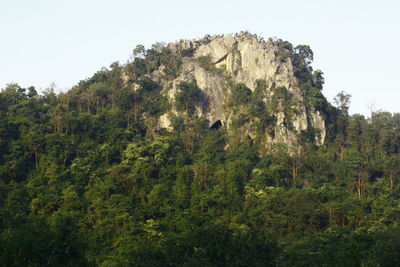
123, 32, 329, 148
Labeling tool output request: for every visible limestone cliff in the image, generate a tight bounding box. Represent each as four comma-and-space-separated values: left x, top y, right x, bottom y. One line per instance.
127, 32, 327, 147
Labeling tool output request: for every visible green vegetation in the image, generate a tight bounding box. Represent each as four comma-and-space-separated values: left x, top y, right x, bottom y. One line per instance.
129, 43, 181, 80
232, 83, 252, 105
229, 80, 277, 141
175, 81, 202, 117
1, 38, 400, 266
197, 55, 215, 71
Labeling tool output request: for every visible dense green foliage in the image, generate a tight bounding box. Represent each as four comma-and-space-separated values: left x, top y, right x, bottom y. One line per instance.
175, 81, 203, 117
2, 40, 400, 266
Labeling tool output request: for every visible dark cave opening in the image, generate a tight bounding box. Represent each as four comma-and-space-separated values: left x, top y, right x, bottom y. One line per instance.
210, 120, 222, 130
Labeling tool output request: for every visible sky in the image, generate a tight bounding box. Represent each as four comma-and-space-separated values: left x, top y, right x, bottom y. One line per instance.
1, 0, 399, 115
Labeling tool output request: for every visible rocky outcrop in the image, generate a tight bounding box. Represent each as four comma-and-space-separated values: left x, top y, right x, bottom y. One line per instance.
148, 32, 326, 146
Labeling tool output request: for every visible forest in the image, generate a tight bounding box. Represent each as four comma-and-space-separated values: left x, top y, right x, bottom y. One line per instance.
1, 38, 400, 266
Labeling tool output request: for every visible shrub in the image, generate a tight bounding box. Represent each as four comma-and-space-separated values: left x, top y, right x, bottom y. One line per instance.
197, 55, 215, 71
232, 83, 252, 105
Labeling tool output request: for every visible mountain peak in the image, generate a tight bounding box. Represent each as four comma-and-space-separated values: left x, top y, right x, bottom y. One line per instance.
123, 32, 328, 147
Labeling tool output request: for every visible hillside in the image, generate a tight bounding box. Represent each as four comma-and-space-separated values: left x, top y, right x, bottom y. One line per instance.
1, 33, 400, 266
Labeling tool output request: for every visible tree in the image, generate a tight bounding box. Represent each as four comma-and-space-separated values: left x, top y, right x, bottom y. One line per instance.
175, 81, 202, 117
312, 69, 325, 90
334, 91, 351, 115
133, 44, 146, 58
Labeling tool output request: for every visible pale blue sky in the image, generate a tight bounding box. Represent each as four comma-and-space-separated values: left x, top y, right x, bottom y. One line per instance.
1, 0, 399, 115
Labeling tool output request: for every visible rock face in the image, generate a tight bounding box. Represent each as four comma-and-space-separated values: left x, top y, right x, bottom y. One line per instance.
145, 32, 326, 146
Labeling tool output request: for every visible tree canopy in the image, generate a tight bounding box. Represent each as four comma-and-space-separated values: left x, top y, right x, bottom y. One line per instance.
1, 39, 400, 266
